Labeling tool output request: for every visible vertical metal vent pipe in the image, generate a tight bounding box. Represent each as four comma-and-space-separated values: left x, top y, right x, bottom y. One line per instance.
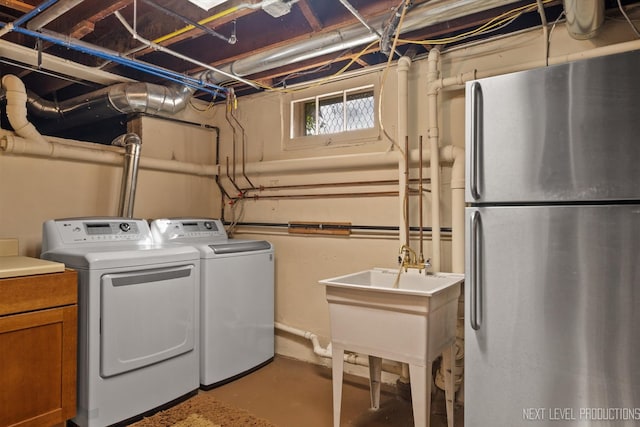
563, 0, 604, 40
111, 133, 142, 218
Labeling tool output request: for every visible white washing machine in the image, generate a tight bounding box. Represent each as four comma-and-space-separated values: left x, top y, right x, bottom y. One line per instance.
41, 217, 200, 427
150, 218, 274, 389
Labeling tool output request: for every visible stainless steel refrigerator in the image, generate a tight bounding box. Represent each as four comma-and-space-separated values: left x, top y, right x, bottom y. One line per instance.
464, 50, 640, 426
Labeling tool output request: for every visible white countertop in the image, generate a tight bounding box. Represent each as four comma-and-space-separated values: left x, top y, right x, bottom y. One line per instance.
0, 256, 66, 279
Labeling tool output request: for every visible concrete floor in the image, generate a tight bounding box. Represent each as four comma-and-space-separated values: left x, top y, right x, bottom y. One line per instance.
207, 355, 463, 427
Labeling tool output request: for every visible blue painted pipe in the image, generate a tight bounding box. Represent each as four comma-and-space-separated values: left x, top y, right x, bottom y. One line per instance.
13, 26, 228, 98
0, 0, 228, 99
13, 0, 59, 27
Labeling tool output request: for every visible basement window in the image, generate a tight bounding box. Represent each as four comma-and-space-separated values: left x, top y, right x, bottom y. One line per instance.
285, 81, 379, 149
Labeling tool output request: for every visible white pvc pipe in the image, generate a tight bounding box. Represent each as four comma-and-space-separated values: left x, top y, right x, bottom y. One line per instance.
243, 151, 397, 175
439, 145, 465, 274
435, 34, 640, 92
274, 322, 402, 375
427, 48, 442, 273
275, 321, 332, 358
0, 39, 133, 86
0, 134, 219, 177
1, 75, 48, 145
396, 55, 412, 385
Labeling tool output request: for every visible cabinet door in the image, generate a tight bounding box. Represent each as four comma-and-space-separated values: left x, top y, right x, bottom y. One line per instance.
0, 306, 77, 427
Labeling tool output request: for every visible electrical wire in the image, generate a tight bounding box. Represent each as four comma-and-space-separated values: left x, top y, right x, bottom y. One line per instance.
617, 0, 640, 38
536, 0, 550, 66
247, 39, 379, 93
226, 196, 246, 236
275, 47, 354, 88
398, 0, 553, 46
153, 4, 241, 44
253, 1, 551, 95
186, 1, 557, 109
188, 96, 216, 112
548, 10, 565, 45
173, 0, 556, 99
142, 0, 234, 44
378, 0, 410, 156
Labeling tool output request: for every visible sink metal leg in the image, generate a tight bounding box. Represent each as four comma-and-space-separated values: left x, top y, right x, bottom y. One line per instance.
442, 344, 455, 427
368, 355, 382, 410
409, 363, 431, 427
332, 345, 345, 427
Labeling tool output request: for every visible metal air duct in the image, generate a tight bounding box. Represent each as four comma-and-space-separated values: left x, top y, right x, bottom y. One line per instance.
26, 82, 195, 132
563, 0, 605, 40
203, 0, 523, 84
112, 132, 142, 218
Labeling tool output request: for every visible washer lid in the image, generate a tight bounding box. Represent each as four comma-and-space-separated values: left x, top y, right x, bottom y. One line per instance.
209, 240, 272, 254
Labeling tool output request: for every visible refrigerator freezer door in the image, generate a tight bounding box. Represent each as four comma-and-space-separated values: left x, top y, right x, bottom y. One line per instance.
466, 50, 640, 204
465, 205, 640, 426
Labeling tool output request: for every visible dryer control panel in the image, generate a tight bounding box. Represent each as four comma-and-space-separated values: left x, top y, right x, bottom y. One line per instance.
151, 218, 227, 241
42, 218, 152, 249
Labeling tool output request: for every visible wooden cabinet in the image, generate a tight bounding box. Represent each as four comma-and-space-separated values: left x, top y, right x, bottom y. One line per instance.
0, 269, 77, 427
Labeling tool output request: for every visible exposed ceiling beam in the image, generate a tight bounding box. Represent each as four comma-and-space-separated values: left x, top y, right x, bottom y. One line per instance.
298, 0, 322, 32
46, 0, 132, 37
69, 19, 94, 39
0, 0, 33, 14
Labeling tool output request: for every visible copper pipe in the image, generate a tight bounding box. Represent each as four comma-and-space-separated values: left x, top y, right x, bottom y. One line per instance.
242, 178, 430, 193
404, 135, 410, 250
235, 191, 399, 201
419, 135, 424, 260
226, 156, 242, 195
224, 97, 238, 185
229, 100, 256, 189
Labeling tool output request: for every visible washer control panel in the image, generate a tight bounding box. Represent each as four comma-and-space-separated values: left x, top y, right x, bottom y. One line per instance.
151, 218, 227, 241
45, 218, 151, 245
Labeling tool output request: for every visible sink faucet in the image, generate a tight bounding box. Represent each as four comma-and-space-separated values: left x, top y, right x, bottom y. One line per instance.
398, 245, 431, 273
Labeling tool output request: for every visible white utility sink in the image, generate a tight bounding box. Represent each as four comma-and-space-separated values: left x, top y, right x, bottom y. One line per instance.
319, 267, 464, 427
320, 267, 464, 296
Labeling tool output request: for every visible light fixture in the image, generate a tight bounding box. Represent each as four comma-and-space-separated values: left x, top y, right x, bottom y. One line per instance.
187, 0, 229, 11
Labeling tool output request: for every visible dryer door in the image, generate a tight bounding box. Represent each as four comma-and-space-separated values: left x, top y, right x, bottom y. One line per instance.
100, 264, 196, 378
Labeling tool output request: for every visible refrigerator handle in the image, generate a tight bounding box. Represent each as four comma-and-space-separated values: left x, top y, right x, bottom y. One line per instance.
470, 210, 482, 331
469, 81, 482, 200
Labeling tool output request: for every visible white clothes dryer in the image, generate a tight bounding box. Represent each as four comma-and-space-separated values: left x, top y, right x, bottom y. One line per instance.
150, 218, 274, 389
41, 218, 200, 427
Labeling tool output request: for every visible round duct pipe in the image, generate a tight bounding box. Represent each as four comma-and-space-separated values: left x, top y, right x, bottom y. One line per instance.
563, 0, 604, 40
26, 82, 195, 133
204, 0, 523, 84
112, 133, 142, 218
